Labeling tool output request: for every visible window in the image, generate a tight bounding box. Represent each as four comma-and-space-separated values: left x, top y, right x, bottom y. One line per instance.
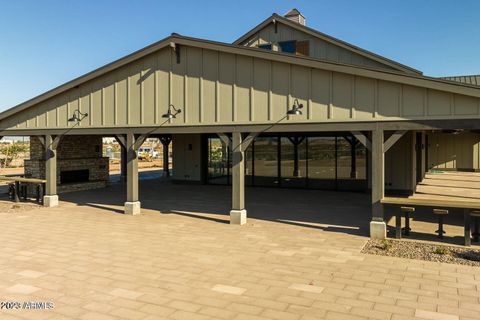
257, 43, 272, 50
296, 40, 310, 56
278, 40, 310, 56
278, 40, 296, 54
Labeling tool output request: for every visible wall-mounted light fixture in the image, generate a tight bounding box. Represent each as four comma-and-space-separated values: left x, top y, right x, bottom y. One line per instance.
162, 104, 182, 119
68, 109, 89, 124
286, 99, 303, 115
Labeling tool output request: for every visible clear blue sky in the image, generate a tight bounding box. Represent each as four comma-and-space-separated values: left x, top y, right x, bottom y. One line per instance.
1, 0, 479, 112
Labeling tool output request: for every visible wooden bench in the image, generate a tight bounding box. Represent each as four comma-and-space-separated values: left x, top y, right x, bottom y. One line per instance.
0, 176, 47, 204
381, 197, 480, 246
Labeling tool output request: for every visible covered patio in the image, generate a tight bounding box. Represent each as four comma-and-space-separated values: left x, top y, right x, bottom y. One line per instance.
55, 172, 480, 247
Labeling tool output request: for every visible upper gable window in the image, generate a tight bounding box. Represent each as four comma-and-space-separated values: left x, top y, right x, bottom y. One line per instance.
278, 40, 310, 56
257, 43, 272, 50
278, 40, 296, 54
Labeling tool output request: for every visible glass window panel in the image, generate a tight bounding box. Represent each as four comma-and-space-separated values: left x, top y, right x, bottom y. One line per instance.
336, 136, 352, 179
278, 40, 296, 53
207, 138, 230, 185
307, 137, 336, 189
280, 137, 307, 188
253, 137, 278, 187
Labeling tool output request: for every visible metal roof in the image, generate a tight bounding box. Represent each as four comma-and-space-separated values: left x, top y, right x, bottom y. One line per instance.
440, 75, 480, 87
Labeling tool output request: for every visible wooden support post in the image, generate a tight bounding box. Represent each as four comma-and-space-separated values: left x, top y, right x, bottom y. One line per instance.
159, 135, 172, 178
230, 132, 246, 225
115, 135, 127, 182
44, 134, 59, 207
370, 129, 386, 239
125, 132, 140, 215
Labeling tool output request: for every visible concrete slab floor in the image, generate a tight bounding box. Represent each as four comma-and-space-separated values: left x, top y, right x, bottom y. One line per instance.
0, 176, 479, 320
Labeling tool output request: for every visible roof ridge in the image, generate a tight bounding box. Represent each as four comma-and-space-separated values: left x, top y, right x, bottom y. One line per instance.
233, 13, 422, 75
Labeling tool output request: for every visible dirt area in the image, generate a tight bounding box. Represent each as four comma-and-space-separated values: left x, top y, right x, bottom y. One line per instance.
109, 159, 165, 173
0, 199, 41, 213
362, 239, 480, 266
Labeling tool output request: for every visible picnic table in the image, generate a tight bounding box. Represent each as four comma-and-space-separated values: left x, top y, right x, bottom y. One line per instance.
0, 176, 46, 204
381, 196, 480, 246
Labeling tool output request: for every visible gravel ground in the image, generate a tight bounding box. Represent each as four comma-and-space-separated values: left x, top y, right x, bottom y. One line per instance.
0, 198, 41, 213
362, 239, 480, 266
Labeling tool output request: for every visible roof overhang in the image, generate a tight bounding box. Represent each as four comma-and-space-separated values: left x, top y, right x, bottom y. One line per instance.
1, 34, 479, 122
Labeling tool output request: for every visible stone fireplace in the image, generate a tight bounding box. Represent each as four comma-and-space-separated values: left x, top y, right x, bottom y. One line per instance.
25, 135, 109, 193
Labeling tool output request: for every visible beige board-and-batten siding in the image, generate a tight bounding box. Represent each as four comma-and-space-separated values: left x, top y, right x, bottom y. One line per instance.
1, 39, 480, 131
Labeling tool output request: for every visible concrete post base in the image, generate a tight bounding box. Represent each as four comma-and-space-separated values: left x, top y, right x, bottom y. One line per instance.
124, 201, 141, 215
230, 209, 247, 225
370, 220, 387, 240
43, 195, 59, 207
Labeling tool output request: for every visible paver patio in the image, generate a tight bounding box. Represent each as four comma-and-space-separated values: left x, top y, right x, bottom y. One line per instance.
0, 176, 479, 320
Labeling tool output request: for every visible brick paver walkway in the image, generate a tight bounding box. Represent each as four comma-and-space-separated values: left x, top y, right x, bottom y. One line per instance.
0, 180, 479, 320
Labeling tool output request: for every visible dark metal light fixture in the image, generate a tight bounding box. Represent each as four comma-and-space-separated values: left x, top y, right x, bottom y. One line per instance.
287, 99, 303, 115
68, 109, 88, 124
162, 104, 182, 119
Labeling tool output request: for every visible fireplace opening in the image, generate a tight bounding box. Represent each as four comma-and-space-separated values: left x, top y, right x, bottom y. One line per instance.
60, 169, 89, 184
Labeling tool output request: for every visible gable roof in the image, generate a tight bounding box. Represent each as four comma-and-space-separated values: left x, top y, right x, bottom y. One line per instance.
439, 75, 480, 86
233, 13, 422, 75
1, 34, 479, 122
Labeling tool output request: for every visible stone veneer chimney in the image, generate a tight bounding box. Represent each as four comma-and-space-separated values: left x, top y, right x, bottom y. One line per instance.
284, 8, 306, 26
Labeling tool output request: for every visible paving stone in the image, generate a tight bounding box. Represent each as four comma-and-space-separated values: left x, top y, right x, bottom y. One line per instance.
414, 309, 459, 320
5, 283, 40, 294
211, 284, 246, 295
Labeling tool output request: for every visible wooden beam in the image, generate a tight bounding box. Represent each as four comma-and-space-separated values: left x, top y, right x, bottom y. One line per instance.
351, 131, 371, 151
133, 134, 148, 151
241, 132, 258, 152
384, 130, 407, 152
115, 134, 126, 149
217, 133, 232, 149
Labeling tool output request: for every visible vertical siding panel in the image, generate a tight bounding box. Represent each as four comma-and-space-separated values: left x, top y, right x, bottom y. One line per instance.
171, 46, 186, 125
185, 47, 200, 124
233, 55, 237, 122
116, 71, 128, 126
78, 87, 89, 127
91, 81, 103, 127
290, 65, 308, 122
157, 49, 170, 124
253, 58, 269, 122
141, 56, 157, 125
354, 77, 375, 119
307, 68, 312, 120
183, 48, 188, 124
236, 55, 251, 122
250, 58, 254, 121
103, 75, 115, 126
201, 50, 217, 125
268, 61, 273, 121
128, 62, 142, 125
218, 52, 234, 123
310, 69, 329, 121
271, 62, 289, 121
331, 73, 352, 119
57, 95, 68, 128
328, 72, 333, 119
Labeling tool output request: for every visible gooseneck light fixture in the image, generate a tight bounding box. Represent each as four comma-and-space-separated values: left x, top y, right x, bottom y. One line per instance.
68, 109, 89, 124
286, 99, 303, 115
162, 104, 182, 119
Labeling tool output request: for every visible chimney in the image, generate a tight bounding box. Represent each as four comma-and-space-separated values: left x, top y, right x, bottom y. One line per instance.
284, 8, 306, 26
